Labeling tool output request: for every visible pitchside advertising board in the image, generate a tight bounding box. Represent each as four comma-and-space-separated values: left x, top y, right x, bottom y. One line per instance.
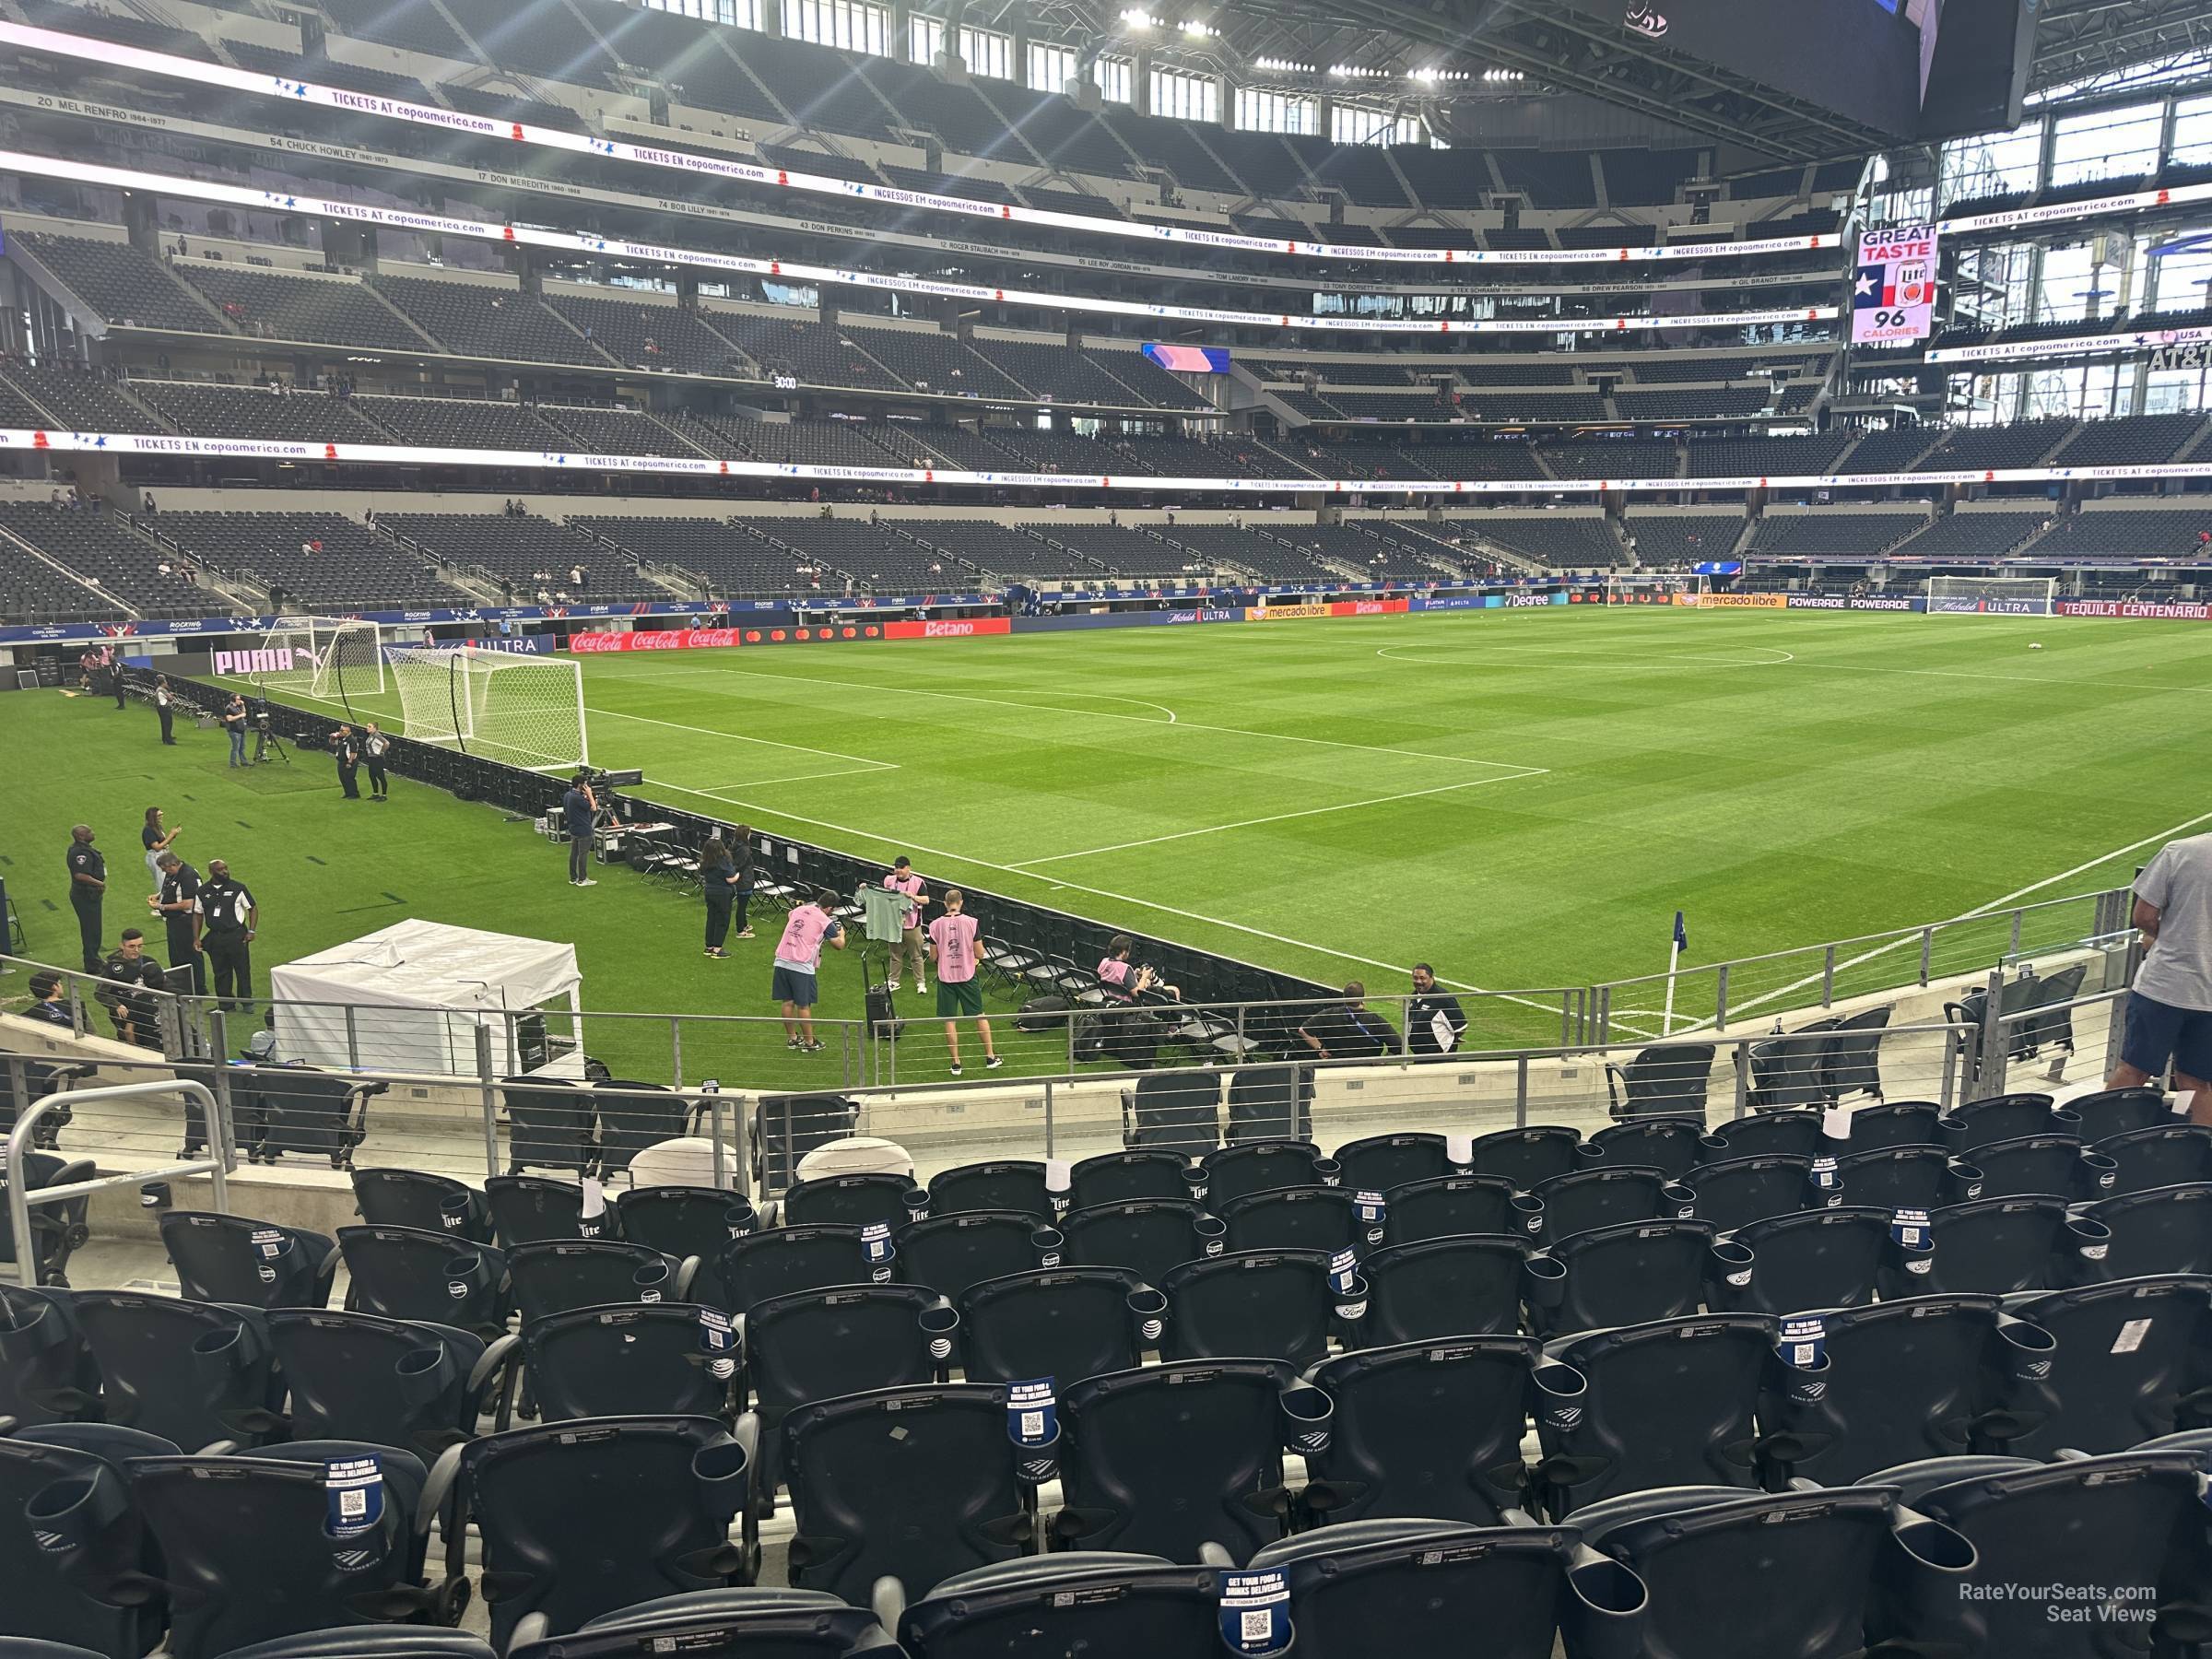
1852, 224, 1939, 346
1928, 594, 2053, 616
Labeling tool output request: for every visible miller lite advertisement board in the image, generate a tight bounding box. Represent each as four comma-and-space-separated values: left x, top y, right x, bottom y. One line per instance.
1852, 223, 1939, 345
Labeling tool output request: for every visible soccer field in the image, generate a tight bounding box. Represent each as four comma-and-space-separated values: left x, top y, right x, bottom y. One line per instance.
354, 604, 2209, 997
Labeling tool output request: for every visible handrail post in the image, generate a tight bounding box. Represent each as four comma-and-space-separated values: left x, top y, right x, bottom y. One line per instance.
475, 1024, 502, 1181
1043, 1080, 1056, 1159
709, 1088, 728, 1190
732, 1090, 753, 1199
1975, 967, 2006, 1102
1920, 928, 1933, 987
346, 1003, 360, 1070
1820, 946, 1835, 1008
1714, 965, 1730, 1032
1514, 1055, 1528, 1129
2009, 909, 2022, 958
670, 1016, 684, 1089
208, 1006, 236, 1162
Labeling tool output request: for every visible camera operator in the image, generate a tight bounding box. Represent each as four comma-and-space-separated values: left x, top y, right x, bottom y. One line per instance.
220, 692, 249, 768
97, 928, 169, 1049
563, 771, 599, 888
149, 851, 206, 994
195, 858, 258, 1011
250, 698, 277, 764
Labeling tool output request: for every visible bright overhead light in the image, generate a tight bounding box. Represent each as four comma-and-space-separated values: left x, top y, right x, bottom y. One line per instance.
1119, 7, 1156, 25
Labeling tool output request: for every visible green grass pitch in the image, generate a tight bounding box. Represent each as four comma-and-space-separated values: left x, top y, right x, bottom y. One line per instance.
10, 605, 2206, 1086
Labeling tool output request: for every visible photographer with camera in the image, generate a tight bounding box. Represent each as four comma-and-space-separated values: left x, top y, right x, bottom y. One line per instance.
563, 771, 599, 888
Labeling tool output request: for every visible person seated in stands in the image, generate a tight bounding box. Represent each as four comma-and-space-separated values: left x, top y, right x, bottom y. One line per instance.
97, 928, 168, 1049
1297, 982, 1400, 1062
1098, 935, 1181, 1005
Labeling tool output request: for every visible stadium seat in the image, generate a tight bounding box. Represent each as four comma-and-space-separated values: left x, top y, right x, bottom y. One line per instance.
1532, 1313, 1775, 1516
1276, 1516, 1653, 1658
752, 1095, 862, 1190
1301, 1335, 1543, 1526
615, 1186, 755, 1312
1746, 1019, 1841, 1111
1525, 1218, 1720, 1337
0, 1149, 94, 1289
1938, 1092, 2065, 1156
2092, 1123, 2212, 1194
1994, 1275, 2212, 1456
445, 1415, 756, 1647
1701, 1109, 1823, 1160
1878, 1194, 2071, 1296
219, 1631, 497, 1659
350, 1169, 493, 1245
1465, 1125, 1592, 1186
778, 1383, 1030, 1606
500, 1083, 599, 1178
1818, 1005, 1893, 1101
2061, 1182, 2212, 1283
900, 1556, 1218, 1659
1829, 1146, 1980, 1213
1053, 1359, 1304, 1562
517, 1589, 893, 1659
1058, 1198, 1217, 1287
1197, 1139, 1323, 1207
1683, 1153, 1816, 1231
779, 1172, 928, 1231
1381, 1173, 1541, 1244
955, 1265, 1161, 1388
591, 1079, 688, 1179
1159, 1250, 1346, 1366
1356, 1234, 1531, 1343
1067, 1148, 1192, 1207
1856, 1446, 2206, 1653
1224, 1067, 1308, 1144
2065, 1087, 2177, 1141
158, 1212, 338, 1311
1329, 1132, 1453, 1192
1839, 1100, 1946, 1150
336, 1226, 513, 1335
926, 1160, 1054, 1219
265, 1309, 506, 1458
1962, 1133, 2112, 1201
242, 1068, 382, 1171
1528, 1166, 1694, 1242
1705, 1206, 1890, 1313
1604, 1043, 1713, 1122
1218, 1185, 1371, 1255
717, 1225, 881, 1316
1569, 1483, 1969, 1659
69, 1292, 279, 1451
0, 1422, 177, 1658
483, 1175, 598, 1246
1585, 1116, 1707, 1179
506, 1241, 695, 1324
893, 1211, 1051, 1300
128, 1440, 450, 1659
1756, 1293, 2056, 1484
515, 1303, 735, 1425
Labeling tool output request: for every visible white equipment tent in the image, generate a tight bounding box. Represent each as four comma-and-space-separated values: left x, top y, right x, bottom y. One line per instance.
268, 920, 582, 1075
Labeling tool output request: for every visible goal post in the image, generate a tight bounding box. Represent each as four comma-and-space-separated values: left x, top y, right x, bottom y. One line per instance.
1924, 576, 2056, 617
1605, 572, 1710, 606
388, 645, 587, 772
253, 617, 380, 691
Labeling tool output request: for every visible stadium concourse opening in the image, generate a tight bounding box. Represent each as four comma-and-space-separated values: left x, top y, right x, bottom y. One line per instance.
4, 0, 2212, 1642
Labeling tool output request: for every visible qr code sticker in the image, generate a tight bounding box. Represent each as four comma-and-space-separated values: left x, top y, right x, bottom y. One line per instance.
1241, 1611, 1273, 1642
340, 1489, 366, 1520
1020, 1410, 1044, 1438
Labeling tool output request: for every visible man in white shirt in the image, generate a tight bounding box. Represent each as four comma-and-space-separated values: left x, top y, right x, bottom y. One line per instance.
2107, 832, 2212, 1125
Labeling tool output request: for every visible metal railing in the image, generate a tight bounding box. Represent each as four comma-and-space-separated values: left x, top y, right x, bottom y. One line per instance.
6, 1076, 231, 1284
1584, 887, 2136, 1040
6, 988, 2141, 1215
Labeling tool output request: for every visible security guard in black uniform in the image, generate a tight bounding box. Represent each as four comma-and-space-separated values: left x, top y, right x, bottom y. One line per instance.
196, 858, 258, 1011
154, 676, 177, 745
98, 928, 168, 1049
334, 724, 362, 800
150, 851, 206, 994
65, 824, 106, 972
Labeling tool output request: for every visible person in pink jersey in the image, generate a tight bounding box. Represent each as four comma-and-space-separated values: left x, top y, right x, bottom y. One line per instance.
926, 888, 1000, 1077
882, 856, 928, 993
771, 888, 846, 1052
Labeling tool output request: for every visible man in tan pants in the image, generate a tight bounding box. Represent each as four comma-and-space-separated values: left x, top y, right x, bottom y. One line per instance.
883, 856, 929, 994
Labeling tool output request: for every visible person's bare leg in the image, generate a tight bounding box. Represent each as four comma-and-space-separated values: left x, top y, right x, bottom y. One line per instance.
782, 1000, 799, 1042
944, 1019, 961, 1068
977, 1017, 996, 1062
2104, 1061, 2156, 1091
799, 1009, 816, 1045
2179, 1072, 2212, 1127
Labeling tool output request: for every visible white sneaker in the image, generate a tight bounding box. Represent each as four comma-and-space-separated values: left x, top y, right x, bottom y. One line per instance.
887, 981, 900, 992
984, 1055, 1004, 1070
575, 877, 598, 888
1624, 4, 1666, 36
948, 1063, 963, 1077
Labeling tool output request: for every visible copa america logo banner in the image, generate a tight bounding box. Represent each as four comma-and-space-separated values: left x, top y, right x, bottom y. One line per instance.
1852, 224, 1938, 347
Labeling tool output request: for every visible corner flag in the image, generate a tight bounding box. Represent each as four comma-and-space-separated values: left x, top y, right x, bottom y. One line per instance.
1672, 911, 1688, 955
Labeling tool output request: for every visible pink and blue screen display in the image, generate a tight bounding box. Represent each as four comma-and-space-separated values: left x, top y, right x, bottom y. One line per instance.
1144, 343, 1231, 373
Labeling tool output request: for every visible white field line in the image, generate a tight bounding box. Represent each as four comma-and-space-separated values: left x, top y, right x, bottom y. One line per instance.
1677, 807, 2212, 1033
648, 763, 903, 796
588, 658, 1535, 774
583, 703, 897, 769
1007, 771, 1548, 869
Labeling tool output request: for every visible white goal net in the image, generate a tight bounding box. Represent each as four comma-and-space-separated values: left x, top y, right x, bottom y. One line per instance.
1925, 576, 2056, 617
253, 617, 384, 700
388, 645, 587, 772
1605, 573, 1710, 606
